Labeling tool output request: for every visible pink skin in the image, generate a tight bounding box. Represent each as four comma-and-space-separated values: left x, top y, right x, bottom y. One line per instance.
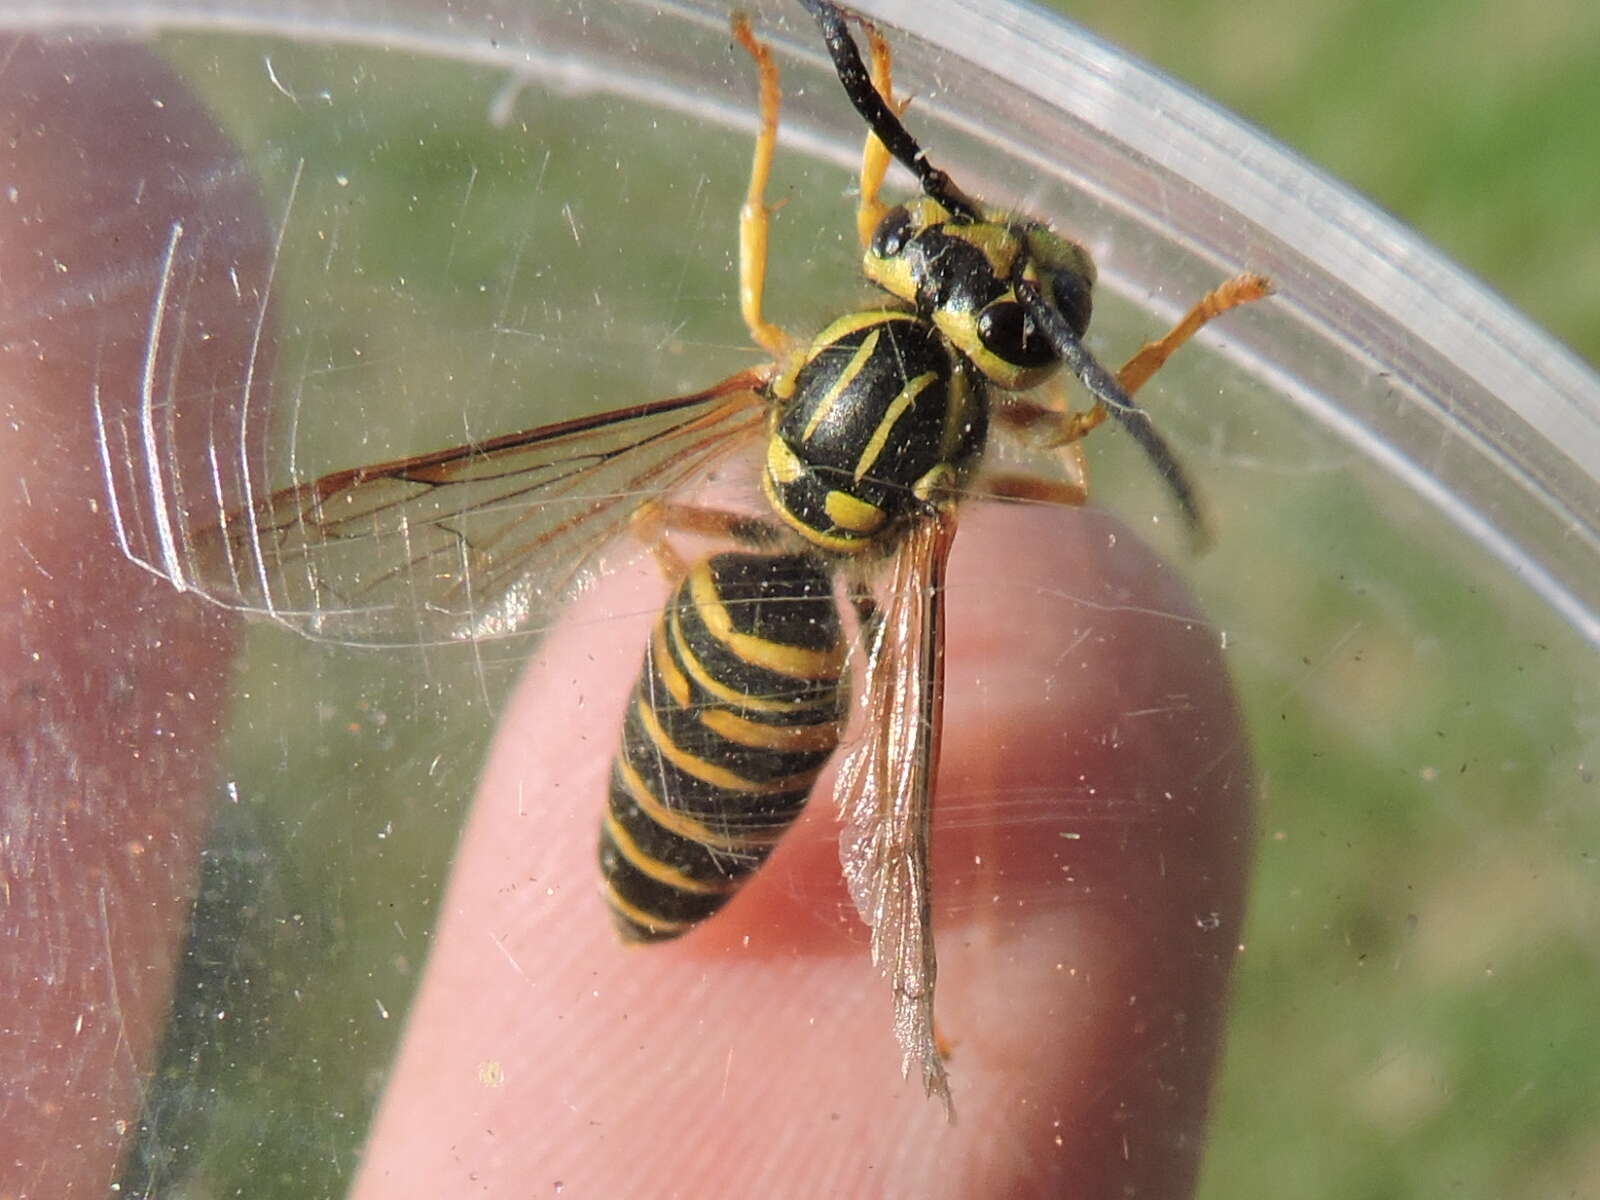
2, 39, 1252, 1200
0, 39, 270, 1198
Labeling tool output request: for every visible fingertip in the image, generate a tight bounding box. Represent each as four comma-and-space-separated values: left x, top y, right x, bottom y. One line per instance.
363, 504, 1251, 1196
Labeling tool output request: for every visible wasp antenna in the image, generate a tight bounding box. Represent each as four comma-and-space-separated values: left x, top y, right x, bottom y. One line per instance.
1015, 279, 1212, 550
799, 0, 980, 220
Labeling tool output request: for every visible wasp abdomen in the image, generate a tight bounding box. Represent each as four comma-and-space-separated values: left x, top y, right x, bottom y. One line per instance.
600, 551, 846, 942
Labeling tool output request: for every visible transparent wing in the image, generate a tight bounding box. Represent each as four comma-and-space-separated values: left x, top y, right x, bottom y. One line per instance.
837, 508, 959, 1119
167, 371, 768, 646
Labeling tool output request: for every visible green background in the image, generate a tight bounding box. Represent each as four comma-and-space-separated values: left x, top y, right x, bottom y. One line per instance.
1057, 0, 1600, 368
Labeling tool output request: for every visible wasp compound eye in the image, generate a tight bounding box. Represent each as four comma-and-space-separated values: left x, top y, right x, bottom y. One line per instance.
976, 299, 1056, 369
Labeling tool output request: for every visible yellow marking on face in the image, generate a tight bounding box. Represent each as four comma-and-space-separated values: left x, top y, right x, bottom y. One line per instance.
862, 196, 955, 301
802, 329, 878, 442
1025, 226, 1095, 285
864, 247, 918, 304
948, 221, 1020, 277
603, 810, 737, 896
934, 302, 1052, 392
932, 305, 980, 353
854, 371, 937, 483
689, 566, 845, 680
616, 757, 787, 852
824, 489, 888, 534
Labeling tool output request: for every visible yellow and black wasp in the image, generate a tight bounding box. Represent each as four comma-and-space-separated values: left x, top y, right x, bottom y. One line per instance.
173, 0, 1269, 1112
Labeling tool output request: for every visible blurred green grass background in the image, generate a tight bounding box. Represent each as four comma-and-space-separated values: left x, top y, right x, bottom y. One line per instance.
119, 2, 1599, 1197
1056, 0, 1600, 367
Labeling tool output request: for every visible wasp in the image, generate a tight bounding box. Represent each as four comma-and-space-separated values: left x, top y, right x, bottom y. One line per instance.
171, 0, 1269, 1113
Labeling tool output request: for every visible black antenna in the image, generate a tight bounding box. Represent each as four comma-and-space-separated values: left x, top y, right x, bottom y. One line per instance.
799, 0, 981, 221
1016, 280, 1211, 548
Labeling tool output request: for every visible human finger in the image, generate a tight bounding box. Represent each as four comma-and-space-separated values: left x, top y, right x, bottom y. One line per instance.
357, 500, 1251, 1198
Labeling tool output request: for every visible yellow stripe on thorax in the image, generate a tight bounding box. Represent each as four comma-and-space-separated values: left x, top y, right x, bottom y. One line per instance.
853, 370, 937, 483
823, 489, 887, 535
809, 308, 917, 347
801, 329, 878, 441
762, 491, 877, 554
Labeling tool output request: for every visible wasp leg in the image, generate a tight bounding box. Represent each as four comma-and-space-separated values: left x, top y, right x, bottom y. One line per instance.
995, 381, 1205, 540
993, 272, 1270, 542
629, 500, 690, 582
974, 470, 1091, 508
982, 392, 1093, 504
855, 21, 900, 249
630, 498, 785, 582
1118, 272, 1274, 394
1057, 272, 1275, 444
731, 14, 792, 358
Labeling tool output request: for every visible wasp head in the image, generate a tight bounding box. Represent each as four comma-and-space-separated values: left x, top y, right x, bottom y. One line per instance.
862, 197, 1096, 393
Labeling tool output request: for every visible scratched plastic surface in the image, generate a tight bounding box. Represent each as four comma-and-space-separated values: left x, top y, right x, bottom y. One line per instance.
7, 1, 1598, 1197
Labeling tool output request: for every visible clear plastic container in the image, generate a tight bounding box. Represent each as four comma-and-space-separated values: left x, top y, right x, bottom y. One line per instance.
6, 1, 1597, 1197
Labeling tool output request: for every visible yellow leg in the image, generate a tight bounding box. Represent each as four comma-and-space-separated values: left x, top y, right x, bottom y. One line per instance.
1063, 272, 1275, 442
1117, 272, 1272, 394
990, 388, 1095, 446
985, 389, 1094, 501
856, 22, 900, 249
989, 271, 1269, 505
975, 466, 1090, 508
629, 500, 690, 582
732, 14, 789, 357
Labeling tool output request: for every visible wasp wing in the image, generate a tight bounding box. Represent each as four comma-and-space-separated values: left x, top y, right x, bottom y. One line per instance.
837, 509, 959, 1118
157, 372, 767, 647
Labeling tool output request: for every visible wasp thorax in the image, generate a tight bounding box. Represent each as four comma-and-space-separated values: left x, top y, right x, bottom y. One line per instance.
862, 197, 1098, 393
762, 310, 985, 555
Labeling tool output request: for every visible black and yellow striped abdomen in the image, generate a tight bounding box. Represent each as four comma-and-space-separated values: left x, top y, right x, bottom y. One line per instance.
600, 551, 847, 942
762, 310, 987, 554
